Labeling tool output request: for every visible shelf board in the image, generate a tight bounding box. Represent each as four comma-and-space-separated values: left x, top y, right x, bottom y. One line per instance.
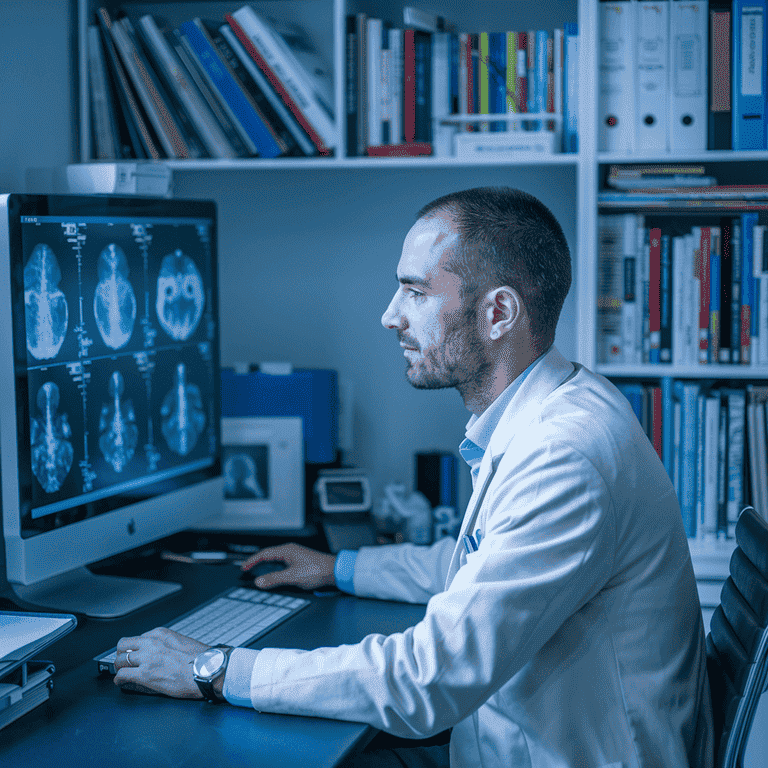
159, 154, 580, 170
597, 364, 768, 379
598, 150, 768, 164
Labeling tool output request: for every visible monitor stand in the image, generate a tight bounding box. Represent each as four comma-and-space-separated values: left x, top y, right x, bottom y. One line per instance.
13, 566, 181, 619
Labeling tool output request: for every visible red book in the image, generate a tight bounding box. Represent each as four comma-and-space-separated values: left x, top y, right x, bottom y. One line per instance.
366, 142, 432, 157
698, 227, 711, 363
517, 32, 528, 119
224, 13, 331, 156
649, 228, 662, 362
651, 386, 663, 460
403, 29, 416, 143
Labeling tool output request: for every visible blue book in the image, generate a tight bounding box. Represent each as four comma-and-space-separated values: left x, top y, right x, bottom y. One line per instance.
731, 222, 743, 363
533, 30, 548, 131
563, 23, 579, 152
695, 392, 706, 536
724, 388, 746, 536
488, 32, 506, 131
661, 376, 674, 480
660, 234, 673, 363
179, 19, 284, 158
675, 380, 701, 538
617, 383, 645, 425
741, 212, 758, 363
733, 0, 767, 150
709, 227, 721, 364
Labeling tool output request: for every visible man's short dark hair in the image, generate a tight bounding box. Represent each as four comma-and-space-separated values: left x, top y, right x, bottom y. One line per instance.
417, 187, 572, 349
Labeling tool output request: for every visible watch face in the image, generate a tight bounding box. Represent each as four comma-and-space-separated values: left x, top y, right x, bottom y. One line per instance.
194, 648, 225, 678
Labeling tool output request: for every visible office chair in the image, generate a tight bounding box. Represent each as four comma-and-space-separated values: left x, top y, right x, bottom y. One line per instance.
706, 506, 768, 768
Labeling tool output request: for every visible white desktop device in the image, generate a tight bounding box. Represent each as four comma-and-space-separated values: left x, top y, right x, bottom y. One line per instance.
0, 193, 223, 618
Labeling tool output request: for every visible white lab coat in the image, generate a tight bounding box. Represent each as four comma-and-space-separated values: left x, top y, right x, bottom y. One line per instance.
245, 347, 714, 768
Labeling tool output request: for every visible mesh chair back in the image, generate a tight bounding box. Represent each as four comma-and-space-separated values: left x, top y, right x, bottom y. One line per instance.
706, 507, 768, 768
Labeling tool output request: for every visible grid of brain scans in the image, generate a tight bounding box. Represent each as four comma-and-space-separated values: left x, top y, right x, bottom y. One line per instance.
18, 212, 218, 533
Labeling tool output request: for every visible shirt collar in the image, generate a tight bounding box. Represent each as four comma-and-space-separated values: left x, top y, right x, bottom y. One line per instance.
460, 348, 550, 464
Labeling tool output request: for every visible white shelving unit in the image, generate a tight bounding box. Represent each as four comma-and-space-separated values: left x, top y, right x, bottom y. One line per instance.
69, 0, 767, 605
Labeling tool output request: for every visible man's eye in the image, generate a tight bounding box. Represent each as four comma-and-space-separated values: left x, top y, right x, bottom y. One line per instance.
407, 288, 424, 298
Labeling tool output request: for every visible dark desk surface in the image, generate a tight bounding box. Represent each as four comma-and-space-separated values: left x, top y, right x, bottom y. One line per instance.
0, 556, 427, 768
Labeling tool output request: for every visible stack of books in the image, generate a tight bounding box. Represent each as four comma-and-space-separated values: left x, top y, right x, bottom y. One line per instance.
599, 0, 768, 154
87, 5, 336, 160
615, 379, 768, 539
346, 8, 579, 158
598, 206, 768, 366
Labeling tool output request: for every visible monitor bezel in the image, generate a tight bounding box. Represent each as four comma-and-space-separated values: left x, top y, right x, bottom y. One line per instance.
0, 193, 223, 587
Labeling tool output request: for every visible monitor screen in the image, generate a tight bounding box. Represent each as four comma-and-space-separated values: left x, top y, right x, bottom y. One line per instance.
0, 194, 223, 616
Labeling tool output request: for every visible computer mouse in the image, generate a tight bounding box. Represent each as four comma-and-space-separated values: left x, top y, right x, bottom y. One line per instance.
239, 560, 287, 581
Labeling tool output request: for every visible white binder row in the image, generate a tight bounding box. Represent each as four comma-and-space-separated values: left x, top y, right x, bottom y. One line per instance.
599, 0, 708, 154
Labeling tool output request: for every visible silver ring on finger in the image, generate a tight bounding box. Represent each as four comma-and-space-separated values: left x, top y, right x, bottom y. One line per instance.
126, 649, 135, 667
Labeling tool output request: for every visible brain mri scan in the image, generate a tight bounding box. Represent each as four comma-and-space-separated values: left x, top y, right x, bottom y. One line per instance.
93, 244, 137, 350
30, 381, 74, 493
161, 362, 206, 456
98, 371, 139, 473
156, 249, 205, 341
24, 244, 69, 360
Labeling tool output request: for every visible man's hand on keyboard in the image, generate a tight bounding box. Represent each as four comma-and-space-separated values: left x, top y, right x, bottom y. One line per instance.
240, 543, 337, 591
113, 628, 209, 699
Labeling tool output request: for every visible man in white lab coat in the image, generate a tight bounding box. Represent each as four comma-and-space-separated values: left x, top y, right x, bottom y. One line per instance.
114, 187, 714, 768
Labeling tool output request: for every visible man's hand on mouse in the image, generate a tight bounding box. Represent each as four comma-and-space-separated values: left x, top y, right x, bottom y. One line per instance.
240, 543, 337, 591
113, 628, 209, 699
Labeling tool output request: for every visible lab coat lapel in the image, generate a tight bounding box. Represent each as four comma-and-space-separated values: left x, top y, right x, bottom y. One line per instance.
444, 347, 577, 587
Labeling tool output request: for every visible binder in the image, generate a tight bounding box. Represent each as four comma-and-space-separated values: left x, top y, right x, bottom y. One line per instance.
599, 0, 636, 153
636, 0, 670, 152
732, 0, 767, 150
708, 0, 733, 149
669, 0, 708, 152
0, 612, 77, 731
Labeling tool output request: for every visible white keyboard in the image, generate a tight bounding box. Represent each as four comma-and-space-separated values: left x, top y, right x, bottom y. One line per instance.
95, 586, 310, 674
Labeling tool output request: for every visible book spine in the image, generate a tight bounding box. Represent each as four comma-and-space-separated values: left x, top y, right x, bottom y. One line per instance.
345, 16, 358, 156
356, 14, 368, 156
414, 31, 432, 142
718, 219, 733, 362
672, 236, 685, 365
695, 392, 706, 537
87, 24, 118, 160
717, 399, 728, 534
404, 28, 416, 142
96, 7, 158, 159
490, 32, 507, 131
211, 24, 300, 156
741, 212, 757, 363
661, 376, 674, 479
226, 9, 333, 154
391, 28, 404, 145
450, 32, 460, 116
111, 16, 192, 158
709, 226, 722, 364
527, 30, 536, 129
563, 23, 578, 152
517, 31, 529, 128
698, 226, 711, 363
703, 394, 721, 539
708, 1, 732, 150
621, 213, 639, 364
730, 222, 743, 362
381, 25, 392, 145
726, 388, 746, 537
637, 222, 648, 361
659, 233, 672, 363
432, 32, 454, 156
535, 30, 548, 131
598, 216, 624, 363
367, 18, 383, 147
649, 227, 662, 363
479, 32, 490, 131
679, 381, 701, 537
673, 399, 682, 498
652, 385, 663, 461
751, 226, 763, 362
506, 31, 517, 128
170, 29, 251, 157
220, 23, 315, 156
138, 15, 236, 159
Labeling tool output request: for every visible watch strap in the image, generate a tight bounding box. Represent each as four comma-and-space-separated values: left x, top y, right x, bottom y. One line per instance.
194, 645, 233, 703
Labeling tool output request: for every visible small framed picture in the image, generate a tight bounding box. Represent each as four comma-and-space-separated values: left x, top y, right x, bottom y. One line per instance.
200, 416, 304, 531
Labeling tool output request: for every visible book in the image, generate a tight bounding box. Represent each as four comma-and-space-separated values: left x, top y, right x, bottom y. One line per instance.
698, 226, 711, 364
366, 142, 432, 157
86, 24, 118, 159
598, 215, 625, 363
724, 388, 746, 536
741, 212, 758, 363
676, 380, 702, 537
709, 225, 722, 364
110, 15, 198, 158
730, 221, 743, 362
635, 0, 670, 153
621, 213, 640, 364
179, 19, 286, 158
718, 218, 733, 362
432, 31, 455, 156
755, 224, 768, 365
703, 393, 721, 538
732, 0, 767, 150
479, 32, 490, 132
219, 23, 315, 156
563, 23, 579, 152
649, 227, 662, 363
367, 18, 384, 147
659, 232, 673, 363
390, 27, 404, 146
227, 6, 335, 155
708, 0, 733, 149
344, 15, 358, 156
137, 15, 238, 159
414, 29, 432, 142
96, 7, 160, 159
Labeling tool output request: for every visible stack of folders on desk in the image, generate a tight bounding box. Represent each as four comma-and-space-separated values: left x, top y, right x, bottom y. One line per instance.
0, 612, 77, 730
599, 0, 768, 153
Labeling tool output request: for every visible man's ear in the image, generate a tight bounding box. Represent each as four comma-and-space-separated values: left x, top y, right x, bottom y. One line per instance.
485, 287, 521, 340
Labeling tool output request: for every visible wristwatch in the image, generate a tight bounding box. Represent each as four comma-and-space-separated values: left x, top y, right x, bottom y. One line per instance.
192, 645, 233, 702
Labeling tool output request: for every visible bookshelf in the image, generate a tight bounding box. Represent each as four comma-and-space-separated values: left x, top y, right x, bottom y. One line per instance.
63, 2, 766, 599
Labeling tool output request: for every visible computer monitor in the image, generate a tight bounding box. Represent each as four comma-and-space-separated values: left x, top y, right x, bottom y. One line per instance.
0, 193, 223, 618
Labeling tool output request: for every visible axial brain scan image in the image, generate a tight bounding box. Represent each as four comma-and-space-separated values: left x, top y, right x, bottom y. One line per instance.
156, 249, 205, 341
30, 381, 74, 493
161, 362, 206, 456
98, 371, 139, 473
24, 244, 69, 360
93, 244, 137, 350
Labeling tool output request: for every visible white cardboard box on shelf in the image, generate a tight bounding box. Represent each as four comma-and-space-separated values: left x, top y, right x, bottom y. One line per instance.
66, 163, 173, 196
